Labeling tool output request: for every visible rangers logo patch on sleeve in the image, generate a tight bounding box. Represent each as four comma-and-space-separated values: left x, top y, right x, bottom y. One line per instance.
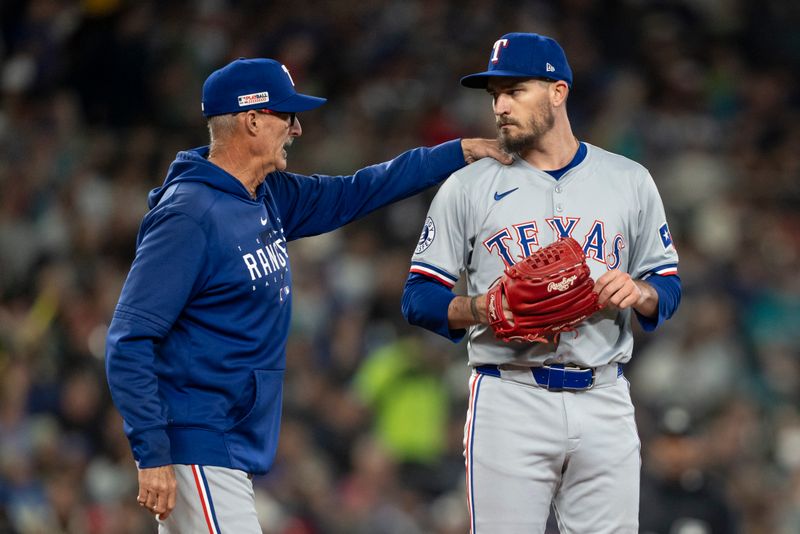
659, 222, 673, 249
415, 217, 436, 254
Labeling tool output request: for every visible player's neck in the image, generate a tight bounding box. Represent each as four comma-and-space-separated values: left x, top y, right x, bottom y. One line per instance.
519, 124, 579, 171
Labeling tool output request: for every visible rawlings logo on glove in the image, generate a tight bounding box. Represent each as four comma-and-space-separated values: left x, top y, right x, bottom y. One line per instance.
486, 237, 602, 343
547, 275, 578, 292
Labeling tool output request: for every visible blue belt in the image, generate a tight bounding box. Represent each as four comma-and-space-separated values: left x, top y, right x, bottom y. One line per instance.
475, 363, 622, 391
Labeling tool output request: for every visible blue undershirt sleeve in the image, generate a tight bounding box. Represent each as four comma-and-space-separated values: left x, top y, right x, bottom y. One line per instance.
401, 273, 466, 342
635, 274, 681, 331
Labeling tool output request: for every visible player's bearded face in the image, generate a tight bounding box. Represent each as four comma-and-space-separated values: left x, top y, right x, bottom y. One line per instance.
497, 98, 555, 154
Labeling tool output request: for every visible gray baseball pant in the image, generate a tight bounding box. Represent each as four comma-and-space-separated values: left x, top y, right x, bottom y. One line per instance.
157, 464, 261, 533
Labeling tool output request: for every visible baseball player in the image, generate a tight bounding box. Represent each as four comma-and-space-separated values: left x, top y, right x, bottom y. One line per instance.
104, 57, 510, 532
402, 33, 681, 533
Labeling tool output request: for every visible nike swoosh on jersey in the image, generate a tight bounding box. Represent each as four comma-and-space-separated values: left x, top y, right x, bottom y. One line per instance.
494, 187, 519, 201
260, 217, 268, 226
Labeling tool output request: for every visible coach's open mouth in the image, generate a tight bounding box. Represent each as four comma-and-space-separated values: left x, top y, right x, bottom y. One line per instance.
282, 140, 293, 158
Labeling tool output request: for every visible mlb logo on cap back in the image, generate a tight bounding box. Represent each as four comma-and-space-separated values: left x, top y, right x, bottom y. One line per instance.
201, 58, 327, 117
461, 33, 573, 89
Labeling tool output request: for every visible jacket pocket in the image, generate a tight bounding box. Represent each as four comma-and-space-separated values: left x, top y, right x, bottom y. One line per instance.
224, 369, 284, 472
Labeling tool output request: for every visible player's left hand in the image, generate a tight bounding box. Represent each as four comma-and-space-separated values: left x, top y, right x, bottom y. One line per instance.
593, 270, 644, 310
461, 138, 513, 165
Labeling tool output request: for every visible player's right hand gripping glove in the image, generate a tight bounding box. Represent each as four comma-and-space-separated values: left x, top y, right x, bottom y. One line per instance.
486, 237, 602, 343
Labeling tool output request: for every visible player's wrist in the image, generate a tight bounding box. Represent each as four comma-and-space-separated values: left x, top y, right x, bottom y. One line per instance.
469, 295, 480, 322
470, 294, 490, 325
632, 280, 658, 317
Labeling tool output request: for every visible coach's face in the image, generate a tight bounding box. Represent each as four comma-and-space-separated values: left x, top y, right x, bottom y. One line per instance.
488, 77, 556, 154
257, 110, 302, 172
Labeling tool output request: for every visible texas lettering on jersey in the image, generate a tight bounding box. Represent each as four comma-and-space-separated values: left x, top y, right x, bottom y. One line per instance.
483, 216, 625, 268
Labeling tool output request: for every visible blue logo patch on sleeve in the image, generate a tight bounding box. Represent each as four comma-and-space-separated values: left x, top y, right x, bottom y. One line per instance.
659, 223, 673, 249
415, 217, 436, 254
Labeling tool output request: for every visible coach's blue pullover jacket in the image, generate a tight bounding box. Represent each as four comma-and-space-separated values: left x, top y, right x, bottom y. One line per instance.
106, 140, 465, 475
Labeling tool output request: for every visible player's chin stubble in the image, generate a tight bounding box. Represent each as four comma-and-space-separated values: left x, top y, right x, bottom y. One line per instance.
497, 104, 555, 155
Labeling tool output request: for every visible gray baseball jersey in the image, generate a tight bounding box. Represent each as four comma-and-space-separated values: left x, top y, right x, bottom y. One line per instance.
410, 142, 677, 532
410, 142, 678, 367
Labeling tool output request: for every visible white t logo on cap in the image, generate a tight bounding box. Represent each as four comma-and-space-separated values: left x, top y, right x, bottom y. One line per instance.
282, 64, 295, 86
491, 38, 509, 63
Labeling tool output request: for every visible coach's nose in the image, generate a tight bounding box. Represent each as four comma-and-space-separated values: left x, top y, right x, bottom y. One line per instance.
290, 116, 302, 137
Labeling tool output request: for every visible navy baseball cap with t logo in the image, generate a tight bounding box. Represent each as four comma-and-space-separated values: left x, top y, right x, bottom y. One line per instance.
201, 58, 327, 117
461, 33, 573, 89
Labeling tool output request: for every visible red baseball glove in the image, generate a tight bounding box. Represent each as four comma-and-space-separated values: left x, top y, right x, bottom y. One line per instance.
486, 237, 602, 343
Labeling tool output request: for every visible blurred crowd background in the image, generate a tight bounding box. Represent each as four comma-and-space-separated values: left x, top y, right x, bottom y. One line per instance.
1, 0, 799, 532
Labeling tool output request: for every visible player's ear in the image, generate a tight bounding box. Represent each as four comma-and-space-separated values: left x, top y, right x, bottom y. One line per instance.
551, 81, 569, 107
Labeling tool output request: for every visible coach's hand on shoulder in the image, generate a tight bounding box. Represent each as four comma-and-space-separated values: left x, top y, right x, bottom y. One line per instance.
138, 464, 177, 520
461, 138, 513, 165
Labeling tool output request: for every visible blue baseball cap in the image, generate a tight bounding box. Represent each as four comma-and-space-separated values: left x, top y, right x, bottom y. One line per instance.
461, 33, 573, 89
201, 58, 327, 117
